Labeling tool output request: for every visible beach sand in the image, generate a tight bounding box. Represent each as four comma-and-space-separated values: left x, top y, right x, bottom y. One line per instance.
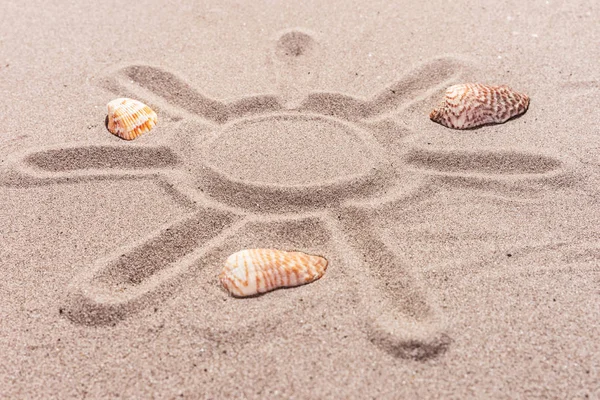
1, 0, 599, 398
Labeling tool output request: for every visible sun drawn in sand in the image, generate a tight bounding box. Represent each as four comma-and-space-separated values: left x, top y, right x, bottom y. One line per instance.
1, 30, 568, 360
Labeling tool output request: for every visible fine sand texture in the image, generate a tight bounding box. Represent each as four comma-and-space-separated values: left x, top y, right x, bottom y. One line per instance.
1, 0, 599, 398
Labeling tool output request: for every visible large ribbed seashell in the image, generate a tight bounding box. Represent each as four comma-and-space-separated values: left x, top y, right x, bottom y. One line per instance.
429, 83, 530, 129
106, 98, 157, 140
219, 249, 328, 297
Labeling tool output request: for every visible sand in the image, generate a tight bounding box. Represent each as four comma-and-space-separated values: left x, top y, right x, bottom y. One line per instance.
1, 0, 599, 398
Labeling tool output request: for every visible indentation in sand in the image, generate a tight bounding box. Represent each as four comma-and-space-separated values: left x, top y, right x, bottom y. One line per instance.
62, 209, 239, 327
95, 211, 236, 287
25, 145, 179, 171
275, 30, 318, 59
405, 148, 562, 175
273, 29, 321, 108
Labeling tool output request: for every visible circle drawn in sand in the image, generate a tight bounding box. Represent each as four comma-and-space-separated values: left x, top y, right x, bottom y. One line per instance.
204, 114, 376, 186
1, 29, 572, 361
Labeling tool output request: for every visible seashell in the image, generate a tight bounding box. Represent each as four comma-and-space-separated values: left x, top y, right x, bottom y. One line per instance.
429, 83, 529, 129
219, 248, 328, 297
106, 98, 157, 140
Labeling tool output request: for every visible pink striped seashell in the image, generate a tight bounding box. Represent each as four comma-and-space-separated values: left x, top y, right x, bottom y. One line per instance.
106, 98, 157, 140
219, 249, 328, 297
429, 83, 530, 129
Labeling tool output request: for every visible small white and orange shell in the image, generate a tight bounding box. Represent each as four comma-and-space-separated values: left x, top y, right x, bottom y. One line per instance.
106, 98, 157, 140
219, 248, 328, 297
429, 83, 529, 129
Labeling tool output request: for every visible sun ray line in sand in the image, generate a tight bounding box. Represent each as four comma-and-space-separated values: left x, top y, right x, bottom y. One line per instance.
322, 214, 452, 360
0, 28, 577, 362
61, 214, 250, 326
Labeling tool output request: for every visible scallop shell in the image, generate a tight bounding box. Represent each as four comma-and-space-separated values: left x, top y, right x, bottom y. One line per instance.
106, 98, 157, 140
219, 248, 328, 297
429, 83, 530, 129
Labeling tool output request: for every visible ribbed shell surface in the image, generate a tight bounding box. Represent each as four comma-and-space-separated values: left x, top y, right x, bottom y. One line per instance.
429, 83, 529, 129
219, 249, 328, 297
106, 98, 158, 140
